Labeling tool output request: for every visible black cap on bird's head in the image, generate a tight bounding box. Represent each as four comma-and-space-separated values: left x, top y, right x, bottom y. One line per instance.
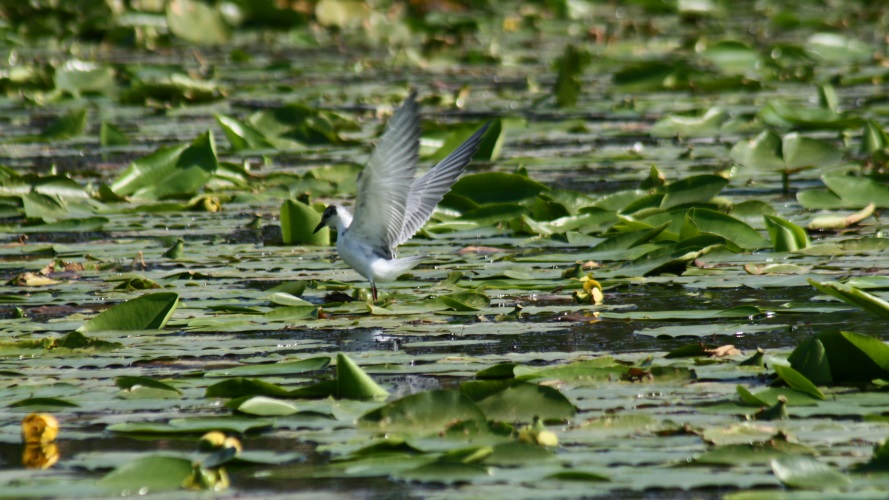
313, 205, 339, 234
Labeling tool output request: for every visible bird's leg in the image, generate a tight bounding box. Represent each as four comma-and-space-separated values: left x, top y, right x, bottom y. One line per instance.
371, 283, 378, 302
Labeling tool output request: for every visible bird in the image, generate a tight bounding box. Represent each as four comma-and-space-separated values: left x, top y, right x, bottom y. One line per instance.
313, 92, 489, 301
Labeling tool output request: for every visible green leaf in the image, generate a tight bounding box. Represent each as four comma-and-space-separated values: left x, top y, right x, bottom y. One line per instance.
281, 199, 329, 245
358, 390, 485, 434
808, 280, 889, 320
695, 439, 815, 465
205, 378, 292, 398
787, 337, 832, 385
806, 32, 872, 62
460, 380, 576, 422
166, 0, 230, 45
483, 442, 555, 466
111, 132, 218, 200
100, 122, 129, 146
730, 130, 785, 170
9, 397, 79, 408
336, 353, 388, 399
700, 40, 759, 75
737, 385, 769, 406
115, 376, 182, 395
764, 215, 810, 251
236, 396, 300, 416
813, 331, 889, 382
773, 364, 825, 400
821, 174, 889, 208
781, 133, 843, 169
451, 172, 549, 204
77, 293, 179, 333
546, 470, 610, 482
760, 102, 862, 130
688, 208, 769, 249
216, 114, 273, 150
41, 109, 87, 139
860, 120, 889, 156
771, 455, 851, 489
554, 44, 590, 107
660, 175, 728, 209
55, 60, 114, 96
98, 456, 194, 492
650, 107, 729, 138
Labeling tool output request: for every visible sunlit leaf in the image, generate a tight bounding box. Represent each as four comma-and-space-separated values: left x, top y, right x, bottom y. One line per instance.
451, 172, 549, 204
336, 353, 388, 399
771, 455, 851, 489
111, 132, 218, 200
77, 293, 179, 333
764, 215, 810, 251
281, 199, 329, 245
55, 60, 114, 97
166, 0, 230, 45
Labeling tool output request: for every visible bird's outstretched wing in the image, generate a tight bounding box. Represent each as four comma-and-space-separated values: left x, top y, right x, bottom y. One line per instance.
393, 121, 490, 247
347, 92, 421, 258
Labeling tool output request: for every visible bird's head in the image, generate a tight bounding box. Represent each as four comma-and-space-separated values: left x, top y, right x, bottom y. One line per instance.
313, 205, 350, 234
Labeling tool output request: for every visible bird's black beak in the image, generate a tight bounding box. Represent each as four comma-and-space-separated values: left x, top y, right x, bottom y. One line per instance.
313, 221, 325, 234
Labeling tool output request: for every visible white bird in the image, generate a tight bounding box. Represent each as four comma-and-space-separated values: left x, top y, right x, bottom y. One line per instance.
313, 92, 489, 301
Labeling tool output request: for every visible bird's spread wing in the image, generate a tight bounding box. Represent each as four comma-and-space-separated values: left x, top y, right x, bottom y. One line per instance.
347, 92, 421, 258
394, 121, 490, 247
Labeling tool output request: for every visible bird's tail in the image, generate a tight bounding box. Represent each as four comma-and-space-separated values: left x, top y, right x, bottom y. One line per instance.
372, 255, 424, 283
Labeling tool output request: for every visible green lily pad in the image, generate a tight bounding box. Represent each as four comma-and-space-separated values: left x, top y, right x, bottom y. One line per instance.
98, 456, 194, 493
460, 380, 576, 422
77, 293, 179, 333
358, 390, 485, 434
771, 455, 851, 489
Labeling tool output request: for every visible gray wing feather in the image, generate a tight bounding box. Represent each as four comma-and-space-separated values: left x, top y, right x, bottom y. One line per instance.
394, 121, 490, 247
347, 92, 421, 256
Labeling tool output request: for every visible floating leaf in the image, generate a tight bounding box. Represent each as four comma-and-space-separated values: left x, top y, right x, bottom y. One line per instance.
554, 44, 590, 108
216, 114, 273, 150
771, 455, 851, 489
336, 353, 388, 399
808, 203, 875, 229
450, 173, 549, 204
98, 456, 194, 492
41, 109, 87, 139
236, 396, 300, 417
661, 175, 728, 209
358, 390, 485, 434
650, 108, 729, 138
460, 380, 575, 422
111, 132, 218, 200
115, 376, 182, 395
773, 364, 825, 400
166, 0, 230, 45
55, 60, 114, 96
281, 199, 329, 245
77, 293, 179, 333
100, 122, 129, 146
808, 280, 889, 319
205, 378, 292, 399
764, 215, 810, 251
